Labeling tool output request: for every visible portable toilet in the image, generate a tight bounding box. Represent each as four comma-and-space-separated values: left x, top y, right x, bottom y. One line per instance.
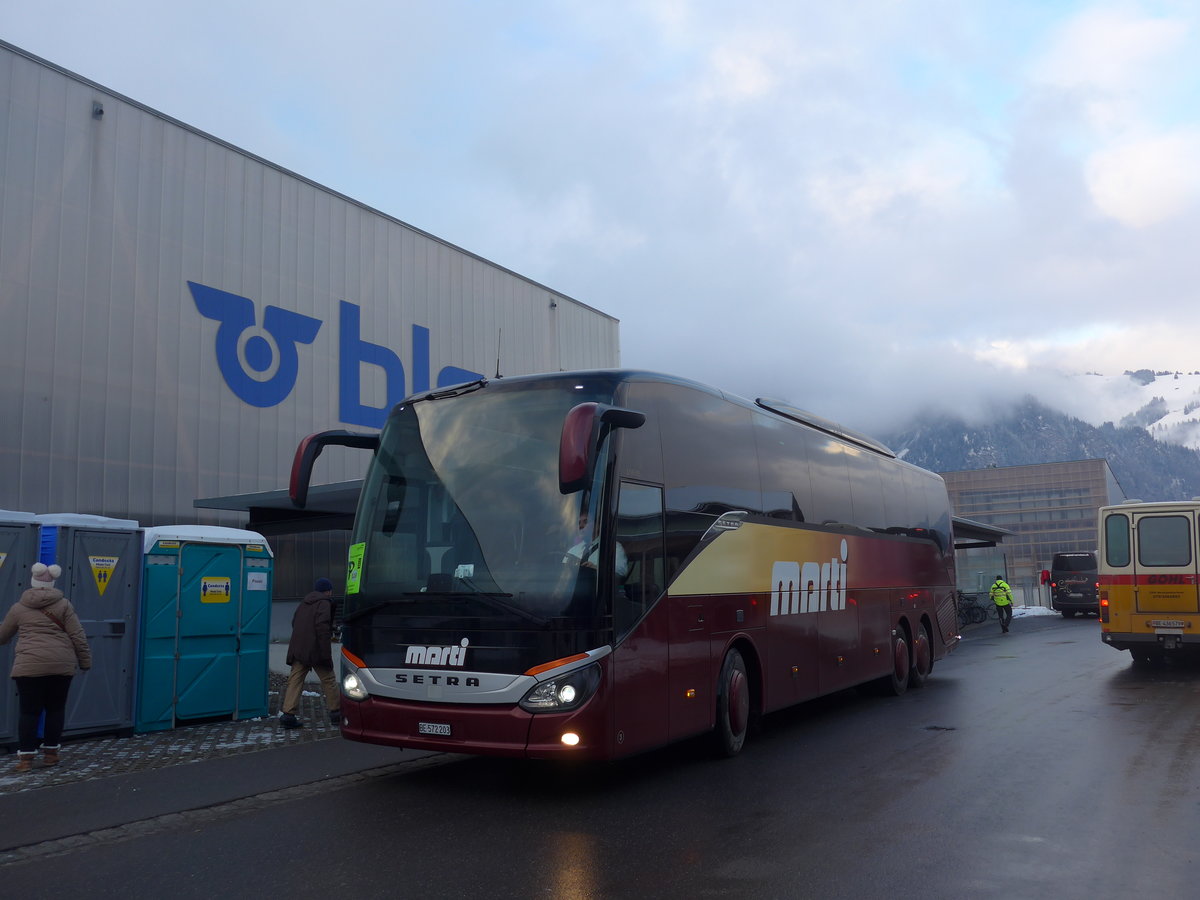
0, 510, 40, 746
137, 525, 273, 732
33, 513, 142, 741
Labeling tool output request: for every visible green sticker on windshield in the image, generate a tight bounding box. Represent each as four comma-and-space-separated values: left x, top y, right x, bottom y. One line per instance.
346, 542, 365, 595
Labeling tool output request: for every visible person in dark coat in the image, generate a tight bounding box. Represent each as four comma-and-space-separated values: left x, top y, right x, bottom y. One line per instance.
279, 578, 341, 728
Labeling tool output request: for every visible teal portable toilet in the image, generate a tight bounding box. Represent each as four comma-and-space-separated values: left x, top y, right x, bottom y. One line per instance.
34, 512, 142, 741
137, 526, 274, 732
0, 510, 40, 747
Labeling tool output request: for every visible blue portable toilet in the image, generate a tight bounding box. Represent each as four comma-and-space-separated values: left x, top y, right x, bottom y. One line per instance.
0, 510, 40, 747
137, 526, 273, 732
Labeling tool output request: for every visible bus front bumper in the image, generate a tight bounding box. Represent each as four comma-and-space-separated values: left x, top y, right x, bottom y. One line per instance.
338, 694, 613, 760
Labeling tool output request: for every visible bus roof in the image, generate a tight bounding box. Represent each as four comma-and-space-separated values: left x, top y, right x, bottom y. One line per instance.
1100, 499, 1200, 514
405, 369, 897, 458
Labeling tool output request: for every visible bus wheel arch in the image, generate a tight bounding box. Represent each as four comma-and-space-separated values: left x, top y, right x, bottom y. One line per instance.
909, 617, 933, 689
713, 643, 757, 757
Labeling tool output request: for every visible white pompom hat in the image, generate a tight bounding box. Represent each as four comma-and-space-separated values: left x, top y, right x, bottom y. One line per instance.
30, 563, 61, 588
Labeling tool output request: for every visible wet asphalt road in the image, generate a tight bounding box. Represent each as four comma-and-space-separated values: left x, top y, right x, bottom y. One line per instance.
2, 612, 1198, 898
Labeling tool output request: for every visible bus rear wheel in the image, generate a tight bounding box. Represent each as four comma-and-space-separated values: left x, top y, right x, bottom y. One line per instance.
713, 648, 750, 757
909, 621, 932, 689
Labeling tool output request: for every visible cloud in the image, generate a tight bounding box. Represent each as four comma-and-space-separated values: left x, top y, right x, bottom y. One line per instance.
1032, 6, 1186, 91
1026, 6, 1200, 227
10, 1, 1200, 444
1085, 132, 1200, 227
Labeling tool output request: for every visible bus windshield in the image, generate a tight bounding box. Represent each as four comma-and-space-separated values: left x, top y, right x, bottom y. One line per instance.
346, 379, 616, 628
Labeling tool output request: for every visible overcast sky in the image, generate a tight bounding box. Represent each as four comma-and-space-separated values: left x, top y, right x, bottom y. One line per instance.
8, 1, 1200, 433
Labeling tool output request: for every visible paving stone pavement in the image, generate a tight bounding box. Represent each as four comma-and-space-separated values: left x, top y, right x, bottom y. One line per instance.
0, 675, 342, 795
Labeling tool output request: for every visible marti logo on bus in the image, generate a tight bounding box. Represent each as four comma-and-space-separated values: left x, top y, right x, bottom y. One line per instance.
770, 539, 849, 616
189, 282, 483, 429
405, 638, 471, 667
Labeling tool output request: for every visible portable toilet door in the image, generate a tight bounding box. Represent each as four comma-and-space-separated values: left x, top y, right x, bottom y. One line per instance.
0, 511, 40, 747
137, 526, 273, 732
33, 513, 142, 740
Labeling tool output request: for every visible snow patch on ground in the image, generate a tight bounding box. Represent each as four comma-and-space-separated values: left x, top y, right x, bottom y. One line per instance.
1011, 605, 1060, 617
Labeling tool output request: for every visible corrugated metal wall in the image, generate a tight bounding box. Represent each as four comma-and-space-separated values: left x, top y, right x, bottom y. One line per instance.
0, 42, 620, 533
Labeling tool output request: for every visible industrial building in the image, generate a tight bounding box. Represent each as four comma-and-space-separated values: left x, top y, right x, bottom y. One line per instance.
942, 459, 1126, 603
1, 41, 620, 600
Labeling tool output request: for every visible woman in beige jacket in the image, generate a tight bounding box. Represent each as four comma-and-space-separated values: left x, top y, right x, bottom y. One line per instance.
0, 562, 92, 772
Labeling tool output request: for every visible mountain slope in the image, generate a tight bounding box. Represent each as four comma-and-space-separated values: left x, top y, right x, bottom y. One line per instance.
883, 396, 1200, 502
1065, 370, 1200, 450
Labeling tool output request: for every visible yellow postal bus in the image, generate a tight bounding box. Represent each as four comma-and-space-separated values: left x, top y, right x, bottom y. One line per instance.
1098, 499, 1200, 664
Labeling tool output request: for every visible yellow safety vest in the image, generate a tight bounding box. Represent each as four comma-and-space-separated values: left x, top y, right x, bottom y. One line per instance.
990, 580, 1013, 606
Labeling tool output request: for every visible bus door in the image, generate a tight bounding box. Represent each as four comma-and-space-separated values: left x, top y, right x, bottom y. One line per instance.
1131, 509, 1200, 647
609, 482, 671, 754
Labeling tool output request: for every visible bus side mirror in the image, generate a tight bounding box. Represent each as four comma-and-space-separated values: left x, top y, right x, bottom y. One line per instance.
290, 430, 380, 508
1040, 569, 1050, 584
559, 403, 645, 494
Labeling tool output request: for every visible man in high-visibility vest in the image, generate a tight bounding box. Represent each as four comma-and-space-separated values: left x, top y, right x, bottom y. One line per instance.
990, 575, 1014, 634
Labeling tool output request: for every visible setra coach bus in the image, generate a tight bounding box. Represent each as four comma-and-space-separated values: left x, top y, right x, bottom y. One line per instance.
292, 370, 959, 759
1098, 499, 1200, 664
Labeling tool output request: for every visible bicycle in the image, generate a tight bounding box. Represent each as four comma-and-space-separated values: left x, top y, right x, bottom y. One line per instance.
956, 591, 989, 627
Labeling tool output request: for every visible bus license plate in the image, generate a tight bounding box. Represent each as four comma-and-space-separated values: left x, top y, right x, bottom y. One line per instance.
418, 722, 452, 736
1150, 620, 1185, 629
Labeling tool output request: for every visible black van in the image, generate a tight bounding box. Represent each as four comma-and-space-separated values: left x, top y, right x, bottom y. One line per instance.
1049, 551, 1098, 617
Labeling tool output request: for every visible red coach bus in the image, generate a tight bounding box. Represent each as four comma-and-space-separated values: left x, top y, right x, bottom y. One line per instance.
294, 370, 958, 759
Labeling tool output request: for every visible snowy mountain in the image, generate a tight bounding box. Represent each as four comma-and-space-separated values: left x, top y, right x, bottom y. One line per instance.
1063, 369, 1200, 450
882, 394, 1200, 502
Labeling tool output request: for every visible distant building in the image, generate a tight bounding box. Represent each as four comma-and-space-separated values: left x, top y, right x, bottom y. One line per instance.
942, 459, 1126, 602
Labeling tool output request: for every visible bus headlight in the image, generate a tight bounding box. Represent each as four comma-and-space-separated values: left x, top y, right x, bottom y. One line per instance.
519, 664, 601, 713
342, 669, 369, 702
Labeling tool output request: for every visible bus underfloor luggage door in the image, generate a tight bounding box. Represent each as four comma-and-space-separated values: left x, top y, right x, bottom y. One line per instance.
1131, 511, 1200, 650
175, 543, 241, 720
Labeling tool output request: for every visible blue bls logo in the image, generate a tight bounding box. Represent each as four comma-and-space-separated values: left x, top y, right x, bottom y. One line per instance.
188, 282, 322, 409
189, 282, 482, 429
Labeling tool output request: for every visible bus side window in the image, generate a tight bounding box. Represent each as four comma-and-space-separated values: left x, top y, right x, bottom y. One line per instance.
614, 482, 665, 641
1105, 513, 1130, 567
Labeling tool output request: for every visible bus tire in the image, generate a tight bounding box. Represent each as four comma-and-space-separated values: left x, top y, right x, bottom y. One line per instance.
713, 648, 750, 758
876, 624, 911, 696
909, 621, 932, 689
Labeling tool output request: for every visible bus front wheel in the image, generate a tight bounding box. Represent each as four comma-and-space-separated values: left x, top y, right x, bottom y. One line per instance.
713, 648, 750, 757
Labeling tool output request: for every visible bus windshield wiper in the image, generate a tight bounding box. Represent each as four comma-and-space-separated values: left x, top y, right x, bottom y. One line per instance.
413, 379, 488, 403
447, 577, 548, 625
341, 593, 425, 623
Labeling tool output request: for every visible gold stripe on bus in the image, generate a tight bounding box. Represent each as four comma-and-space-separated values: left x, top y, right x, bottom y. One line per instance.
670, 523, 848, 596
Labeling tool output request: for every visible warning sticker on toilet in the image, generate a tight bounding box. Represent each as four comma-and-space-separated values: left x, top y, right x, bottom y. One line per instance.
200, 576, 232, 603
89, 556, 119, 595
